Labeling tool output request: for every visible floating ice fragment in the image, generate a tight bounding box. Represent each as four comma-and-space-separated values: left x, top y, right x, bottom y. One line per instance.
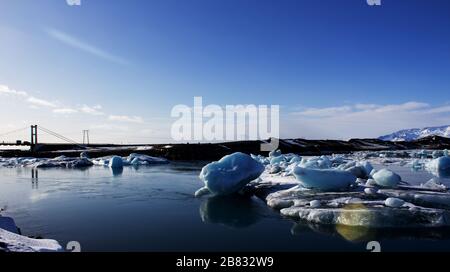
270, 155, 285, 165
432, 150, 444, 159
310, 200, 321, 208
268, 165, 282, 174
426, 156, 450, 177
289, 155, 301, 164
108, 156, 124, 168
346, 166, 367, 179
364, 188, 378, 195
361, 161, 373, 177
385, 197, 405, 208
80, 151, 89, 159
293, 167, 356, 191
194, 186, 211, 198
127, 153, 169, 165
372, 169, 402, 188
269, 150, 282, 158
420, 178, 447, 191
199, 152, 265, 196
365, 179, 377, 187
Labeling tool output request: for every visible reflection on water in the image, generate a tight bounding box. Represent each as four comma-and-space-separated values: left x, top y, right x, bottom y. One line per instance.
291, 221, 450, 243
199, 195, 264, 228
111, 167, 123, 177
31, 168, 38, 189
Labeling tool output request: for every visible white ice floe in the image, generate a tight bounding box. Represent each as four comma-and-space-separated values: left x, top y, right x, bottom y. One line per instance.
198, 152, 265, 196
293, 167, 356, 191
127, 153, 169, 165
0, 228, 62, 252
364, 188, 378, 195
420, 178, 447, 191
385, 197, 405, 208
372, 169, 402, 188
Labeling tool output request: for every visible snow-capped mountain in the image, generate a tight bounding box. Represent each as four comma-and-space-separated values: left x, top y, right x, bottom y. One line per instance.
379, 125, 450, 142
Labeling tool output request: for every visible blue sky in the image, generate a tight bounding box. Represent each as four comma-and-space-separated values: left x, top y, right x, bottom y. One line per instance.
1, 0, 450, 143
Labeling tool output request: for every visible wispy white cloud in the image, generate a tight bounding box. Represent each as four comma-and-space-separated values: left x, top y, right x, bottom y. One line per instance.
108, 115, 144, 124
53, 108, 78, 114
294, 106, 353, 117
285, 101, 450, 139
80, 104, 104, 116
45, 28, 129, 65
293, 102, 429, 118
1, 84, 144, 129
0, 85, 27, 97
27, 96, 57, 108
1, 85, 57, 108
90, 124, 129, 131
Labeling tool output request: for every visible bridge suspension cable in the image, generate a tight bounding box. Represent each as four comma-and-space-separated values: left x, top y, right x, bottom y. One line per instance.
38, 126, 88, 149
0, 126, 29, 138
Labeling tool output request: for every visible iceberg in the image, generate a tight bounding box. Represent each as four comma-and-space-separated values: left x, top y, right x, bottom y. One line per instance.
293, 167, 356, 191
199, 152, 264, 196
372, 169, 402, 188
108, 156, 124, 168
426, 156, 450, 177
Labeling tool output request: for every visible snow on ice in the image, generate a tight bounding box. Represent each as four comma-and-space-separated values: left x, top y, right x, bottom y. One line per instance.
195, 148, 450, 229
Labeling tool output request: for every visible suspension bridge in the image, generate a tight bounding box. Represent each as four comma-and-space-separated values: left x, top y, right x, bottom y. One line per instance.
0, 125, 91, 152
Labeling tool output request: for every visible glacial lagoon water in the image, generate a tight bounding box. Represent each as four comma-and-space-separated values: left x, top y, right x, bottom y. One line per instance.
1, 162, 450, 252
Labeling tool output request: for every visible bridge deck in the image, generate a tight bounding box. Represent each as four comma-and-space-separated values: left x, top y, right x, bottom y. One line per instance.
0, 142, 32, 146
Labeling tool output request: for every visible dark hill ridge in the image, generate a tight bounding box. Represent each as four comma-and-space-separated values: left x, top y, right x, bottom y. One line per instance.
1, 136, 450, 161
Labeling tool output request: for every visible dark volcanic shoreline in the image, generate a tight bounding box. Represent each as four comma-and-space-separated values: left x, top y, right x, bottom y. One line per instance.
1, 135, 450, 161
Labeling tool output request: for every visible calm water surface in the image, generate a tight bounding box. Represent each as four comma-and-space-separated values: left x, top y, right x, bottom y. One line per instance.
1, 162, 450, 252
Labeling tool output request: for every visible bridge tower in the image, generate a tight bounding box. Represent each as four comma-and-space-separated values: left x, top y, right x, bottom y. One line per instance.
31, 125, 38, 146
82, 130, 90, 145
